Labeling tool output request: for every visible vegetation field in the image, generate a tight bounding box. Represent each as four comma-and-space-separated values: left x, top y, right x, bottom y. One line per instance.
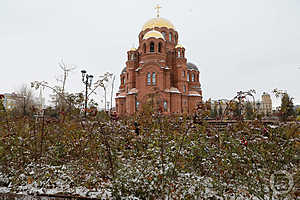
0, 106, 299, 200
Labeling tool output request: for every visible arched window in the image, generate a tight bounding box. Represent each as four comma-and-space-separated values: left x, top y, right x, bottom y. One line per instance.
187, 72, 190, 82
178, 49, 181, 57
183, 85, 186, 93
150, 42, 155, 52
169, 32, 172, 41
131, 54, 135, 60
158, 42, 162, 53
147, 72, 151, 85
182, 71, 185, 78
192, 73, 195, 82
143, 43, 146, 53
163, 101, 168, 112
136, 101, 139, 111
162, 31, 166, 39
152, 72, 156, 85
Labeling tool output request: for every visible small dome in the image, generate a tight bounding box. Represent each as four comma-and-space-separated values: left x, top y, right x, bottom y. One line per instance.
143, 30, 165, 40
130, 47, 137, 51
142, 17, 175, 31
175, 44, 184, 48
187, 62, 199, 71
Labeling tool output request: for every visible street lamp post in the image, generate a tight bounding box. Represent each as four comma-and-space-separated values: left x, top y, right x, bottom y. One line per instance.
106, 101, 110, 112
81, 70, 93, 118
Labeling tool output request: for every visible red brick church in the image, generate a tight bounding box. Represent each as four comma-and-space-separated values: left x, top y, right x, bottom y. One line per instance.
116, 7, 202, 115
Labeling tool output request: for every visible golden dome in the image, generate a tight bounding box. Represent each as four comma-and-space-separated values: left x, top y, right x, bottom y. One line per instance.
142, 17, 175, 31
175, 44, 184, 48
143, 30, 165, 40
130, 47, 137, 51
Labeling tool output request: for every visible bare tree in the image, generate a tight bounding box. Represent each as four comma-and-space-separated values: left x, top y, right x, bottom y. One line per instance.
31, 59, 75, 111
13, 84, 38, 115
55, 59, 76, 111
110, 75, 115, 111
32, 60, 112, 114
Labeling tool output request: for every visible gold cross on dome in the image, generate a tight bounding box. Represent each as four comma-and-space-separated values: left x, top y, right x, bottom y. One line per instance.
155, 4, 162, 18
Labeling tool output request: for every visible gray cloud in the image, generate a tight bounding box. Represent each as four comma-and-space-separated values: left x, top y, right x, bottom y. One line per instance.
0, 0, 299, 108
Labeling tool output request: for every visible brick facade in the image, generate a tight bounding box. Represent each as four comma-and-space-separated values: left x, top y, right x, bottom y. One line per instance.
116, 17, 202, 115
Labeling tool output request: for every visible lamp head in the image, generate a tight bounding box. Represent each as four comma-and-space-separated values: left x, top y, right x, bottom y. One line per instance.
88, 75, 93, 87
81, 70, 87, 82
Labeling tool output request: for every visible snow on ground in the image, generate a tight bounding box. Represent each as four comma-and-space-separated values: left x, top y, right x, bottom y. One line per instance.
1, 165, 288, 200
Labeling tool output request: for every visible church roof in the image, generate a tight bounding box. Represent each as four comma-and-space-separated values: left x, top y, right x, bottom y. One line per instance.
143, 30, 165, 40
187, 62, 199, 71
142, 17, 175, 31
116, 92, 127, 98
165, 87, 181, 93
188, 91, 201, 97
128, 88, 138, 95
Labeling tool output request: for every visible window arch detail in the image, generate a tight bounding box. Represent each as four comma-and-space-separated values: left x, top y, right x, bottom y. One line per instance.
147, 72, 151, 85
146, 72, 158, 86
169, 32, 172, 41
152, 72, 156, 85
163, 101, 168, 112
158, 42, 162, 53
131, 54, 135, 60
150, 42, 155, 52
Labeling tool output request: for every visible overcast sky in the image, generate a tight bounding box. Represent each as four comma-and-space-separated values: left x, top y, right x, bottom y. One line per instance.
0, 0, 299, 108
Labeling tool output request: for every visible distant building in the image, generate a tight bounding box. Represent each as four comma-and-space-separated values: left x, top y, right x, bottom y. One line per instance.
0, 93, 18, 111
261, 92, 272, 115
257, 92, 272, 115
210, 92, 273, 117
210, 99, 230, 112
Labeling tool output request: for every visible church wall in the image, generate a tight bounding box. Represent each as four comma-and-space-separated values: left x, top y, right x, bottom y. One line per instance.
170, 93, 181, 114
126, 95, 136, 115
182, 96, 189, 114
116, 98, 126, 115
188, 96, 202, 114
